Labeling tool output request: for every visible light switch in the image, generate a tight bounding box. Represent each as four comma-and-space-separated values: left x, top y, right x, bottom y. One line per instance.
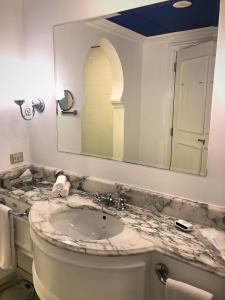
10, 152, 24, 164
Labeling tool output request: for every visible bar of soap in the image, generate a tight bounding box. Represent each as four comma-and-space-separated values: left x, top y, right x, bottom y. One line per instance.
175, 219, 193, 232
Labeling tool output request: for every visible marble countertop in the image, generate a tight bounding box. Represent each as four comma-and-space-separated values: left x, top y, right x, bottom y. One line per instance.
28, 192, 225, 278
1, 180, 225, 277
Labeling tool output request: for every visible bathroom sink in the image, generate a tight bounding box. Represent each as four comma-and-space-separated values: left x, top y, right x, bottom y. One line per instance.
50, 207, 124, 241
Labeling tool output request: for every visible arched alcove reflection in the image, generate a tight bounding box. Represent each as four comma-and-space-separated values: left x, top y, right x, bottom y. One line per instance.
81, 38, 124, 160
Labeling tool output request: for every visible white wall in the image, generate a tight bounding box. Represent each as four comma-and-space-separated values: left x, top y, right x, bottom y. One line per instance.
139, 40, 172, 169
23, 0, 225, 206
0, 0, 31, 171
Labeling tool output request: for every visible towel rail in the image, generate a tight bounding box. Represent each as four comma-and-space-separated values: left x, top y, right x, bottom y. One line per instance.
9, 209, 30, 218
155, 263, 169, 285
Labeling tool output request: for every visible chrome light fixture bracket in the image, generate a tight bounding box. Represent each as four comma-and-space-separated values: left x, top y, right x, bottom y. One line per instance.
14, 98, 45, 121
32, 98, 45, 113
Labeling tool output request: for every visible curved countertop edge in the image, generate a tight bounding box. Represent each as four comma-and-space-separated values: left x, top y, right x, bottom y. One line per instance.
30, 223, 225, 278
29, 196, 225, 278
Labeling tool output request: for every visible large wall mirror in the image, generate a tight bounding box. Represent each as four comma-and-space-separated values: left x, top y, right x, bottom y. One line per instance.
54, 0, 220, 176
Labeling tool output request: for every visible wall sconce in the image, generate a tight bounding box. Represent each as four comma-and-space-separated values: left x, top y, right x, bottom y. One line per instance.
14, 99, 45, 121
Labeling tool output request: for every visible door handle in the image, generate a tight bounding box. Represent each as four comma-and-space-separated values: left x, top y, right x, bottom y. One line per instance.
197, 138, 205, 145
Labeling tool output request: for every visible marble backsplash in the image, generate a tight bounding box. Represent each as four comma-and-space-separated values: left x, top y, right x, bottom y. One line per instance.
1, 164, 225, 230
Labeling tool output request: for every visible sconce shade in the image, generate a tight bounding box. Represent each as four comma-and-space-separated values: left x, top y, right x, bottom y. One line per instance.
14, 100, 25, 106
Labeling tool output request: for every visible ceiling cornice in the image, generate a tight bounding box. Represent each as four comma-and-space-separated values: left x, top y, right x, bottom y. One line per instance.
86, 19, 145, 45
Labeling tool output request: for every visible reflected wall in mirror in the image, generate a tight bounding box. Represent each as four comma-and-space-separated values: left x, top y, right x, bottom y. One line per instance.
54, 0, 220, 176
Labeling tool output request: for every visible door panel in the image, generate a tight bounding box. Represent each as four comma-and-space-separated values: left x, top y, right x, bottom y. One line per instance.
171, 131, 202, 174
177, 56, 208, 134
171, 41, 216, 175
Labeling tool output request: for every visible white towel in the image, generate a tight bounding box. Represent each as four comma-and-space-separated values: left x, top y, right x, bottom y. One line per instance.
0, 204, 15, 270
60, 181, 71, 197
166, 279, 214, 300
55, 175, 67, 191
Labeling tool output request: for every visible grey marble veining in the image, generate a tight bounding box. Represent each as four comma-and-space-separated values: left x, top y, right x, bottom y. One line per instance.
1, 164, 225, 230
32, 164, 225, 230
115, 183, 225, 230
29, 195, 225, 278
1, 165, 225, 277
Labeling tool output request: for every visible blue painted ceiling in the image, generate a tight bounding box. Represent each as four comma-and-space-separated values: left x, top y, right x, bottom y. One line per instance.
107, 0, 220, 37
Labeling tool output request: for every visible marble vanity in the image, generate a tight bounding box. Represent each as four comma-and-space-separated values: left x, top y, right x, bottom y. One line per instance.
1, 165, 225, 300
29, 196, 225, 272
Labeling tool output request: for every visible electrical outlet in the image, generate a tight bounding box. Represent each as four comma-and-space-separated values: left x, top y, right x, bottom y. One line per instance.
10, 152, 24, 164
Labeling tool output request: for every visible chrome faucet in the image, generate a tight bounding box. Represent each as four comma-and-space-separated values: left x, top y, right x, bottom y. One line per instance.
95, 192, 126, 210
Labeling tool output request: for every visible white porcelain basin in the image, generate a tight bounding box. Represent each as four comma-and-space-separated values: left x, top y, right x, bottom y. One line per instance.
50, 207, 124, 241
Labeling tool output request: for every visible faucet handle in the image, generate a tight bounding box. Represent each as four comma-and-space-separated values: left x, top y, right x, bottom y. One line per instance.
114, 196, 126, 210
95, 192, 102, 202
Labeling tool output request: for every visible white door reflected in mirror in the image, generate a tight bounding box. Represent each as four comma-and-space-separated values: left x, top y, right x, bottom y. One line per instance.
171, 41, 216, 176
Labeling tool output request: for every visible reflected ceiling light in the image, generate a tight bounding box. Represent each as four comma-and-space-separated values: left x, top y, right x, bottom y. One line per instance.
173, 1, 192, 8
